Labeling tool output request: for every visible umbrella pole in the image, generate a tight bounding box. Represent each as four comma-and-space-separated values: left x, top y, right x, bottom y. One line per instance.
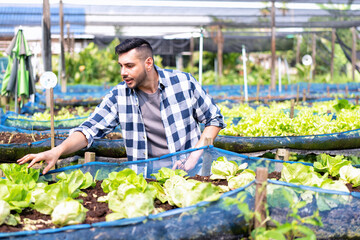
14, 81, 18, 114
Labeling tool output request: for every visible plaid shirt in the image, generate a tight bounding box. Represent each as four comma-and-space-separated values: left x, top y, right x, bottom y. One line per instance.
70, 66, 226, 161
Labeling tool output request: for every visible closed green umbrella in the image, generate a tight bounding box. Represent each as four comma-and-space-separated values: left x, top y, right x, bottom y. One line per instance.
1, 29, 36, 113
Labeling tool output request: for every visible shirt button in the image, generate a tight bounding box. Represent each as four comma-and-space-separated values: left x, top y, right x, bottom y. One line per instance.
143, 136, 146, 139
143, 153, 146, 155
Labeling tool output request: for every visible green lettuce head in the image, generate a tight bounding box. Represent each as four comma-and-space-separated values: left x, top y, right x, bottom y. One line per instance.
51, 199, 88, 227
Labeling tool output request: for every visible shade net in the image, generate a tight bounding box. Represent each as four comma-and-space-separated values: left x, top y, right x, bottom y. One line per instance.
0, 111, 87, 131
0, 146, 359, 239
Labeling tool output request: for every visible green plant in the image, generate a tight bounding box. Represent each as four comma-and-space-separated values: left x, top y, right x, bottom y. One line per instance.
224, 187, 323, 240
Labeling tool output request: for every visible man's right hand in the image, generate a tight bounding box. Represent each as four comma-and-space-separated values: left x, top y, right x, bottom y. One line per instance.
17, 148, 61, 175
17, 131, 88, 175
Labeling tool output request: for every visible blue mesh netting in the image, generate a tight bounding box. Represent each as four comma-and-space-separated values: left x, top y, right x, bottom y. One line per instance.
30, 82, 360, 107
0, 111, 88, 131
1, 127, 360, 162
0, 137, 126, 163
203, 82, 360, 98
0, 146, 359, 239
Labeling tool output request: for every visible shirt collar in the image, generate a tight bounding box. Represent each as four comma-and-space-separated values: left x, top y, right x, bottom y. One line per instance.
155, 65, 166, 90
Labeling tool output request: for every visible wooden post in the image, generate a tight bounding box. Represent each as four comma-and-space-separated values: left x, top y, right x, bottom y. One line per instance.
296, 84, 300, 104
275, 148, 290, 161
84, 152, 96, 163
0, 169, 5, 178
270, 0, 276, 90
274, 148, 290, 172
201, 137, 213, 176
327, 86, 330, 98
254, 167, 268, 229
290, 99, 295, 119
330, 29, 335, 82
80, 152, 96, 164
256, 82, 260, 102
351, 27, 357, 81
302, 89, 306, 103
50, 88, 55, 149
345, 85, 349, 98
356, 96, 359, 105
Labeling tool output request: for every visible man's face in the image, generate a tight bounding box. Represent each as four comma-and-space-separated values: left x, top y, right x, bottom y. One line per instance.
118, 48, 147, 89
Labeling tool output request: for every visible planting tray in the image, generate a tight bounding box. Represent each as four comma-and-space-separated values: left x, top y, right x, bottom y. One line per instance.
0, 147, 360, 239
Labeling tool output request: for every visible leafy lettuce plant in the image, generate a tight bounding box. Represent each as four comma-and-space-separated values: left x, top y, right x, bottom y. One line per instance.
0, 178, 33, 213
313, 154, 351, 177
163, 175, 221, 208
0, 199, 18, 226
0, 163, 40, 191
210, 156, 255, 189
280, 162, 350, 212
51, 198, 88, 227
280, 163, 328, 187
101, 168, 146, 193
339, 165, 360, 187
32, 170, 96, 215
99, 168, 157, 221
151, 167, 188, 184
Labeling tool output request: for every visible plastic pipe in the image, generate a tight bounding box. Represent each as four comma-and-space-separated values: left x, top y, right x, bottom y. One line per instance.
242, 45, 248, 102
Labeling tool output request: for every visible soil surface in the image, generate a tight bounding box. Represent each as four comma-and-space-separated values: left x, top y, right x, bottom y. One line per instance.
0, 175, 229, 233
0, 132, 122, 144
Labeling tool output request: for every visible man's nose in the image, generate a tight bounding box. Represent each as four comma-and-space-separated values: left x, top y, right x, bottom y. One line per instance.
121, 67, 127, 76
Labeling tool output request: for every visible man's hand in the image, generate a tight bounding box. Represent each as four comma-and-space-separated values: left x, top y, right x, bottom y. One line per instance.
17, 149, 60, 175
17, 131, 88, 175
172, 150, 203, 172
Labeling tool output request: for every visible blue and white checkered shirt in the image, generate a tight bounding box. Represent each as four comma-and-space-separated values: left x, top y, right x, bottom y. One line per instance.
70, 66, 226, 161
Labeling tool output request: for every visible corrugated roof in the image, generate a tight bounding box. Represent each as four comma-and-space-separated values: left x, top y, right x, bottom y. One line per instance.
0, 1, 359, 37
0, 6, 85, 36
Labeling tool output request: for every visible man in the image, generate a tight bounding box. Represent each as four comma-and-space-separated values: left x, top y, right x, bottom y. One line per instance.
18, 38, 225, 174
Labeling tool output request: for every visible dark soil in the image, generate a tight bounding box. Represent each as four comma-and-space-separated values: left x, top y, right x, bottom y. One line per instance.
0, 175, 227, 233
0, 132, 122, 144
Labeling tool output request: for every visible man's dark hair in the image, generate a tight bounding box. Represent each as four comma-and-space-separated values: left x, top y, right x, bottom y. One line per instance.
115, 38, 153, 58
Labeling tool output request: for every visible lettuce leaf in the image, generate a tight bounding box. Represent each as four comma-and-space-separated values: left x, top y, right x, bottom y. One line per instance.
339, 165, 360, 187
228, 169, 255, 190
151, 167, 188, 185
51, 198, 88, 227
314, 154, 351, 177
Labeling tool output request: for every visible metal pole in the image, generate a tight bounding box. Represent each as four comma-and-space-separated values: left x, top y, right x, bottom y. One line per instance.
330, 29, 335, 82
42, 0, 52, 108
270, 0, 276, 90
199, 28, 204, 85
242, 45, 248, 102
284, 58, 290, 85
352, 27, 357, 81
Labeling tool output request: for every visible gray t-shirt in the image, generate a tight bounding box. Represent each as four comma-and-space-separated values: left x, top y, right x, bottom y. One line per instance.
136, 88, 170, 158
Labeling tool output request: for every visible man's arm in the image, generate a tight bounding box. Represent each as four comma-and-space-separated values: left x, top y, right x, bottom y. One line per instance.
172, 125, 221, 171
17, 131, 88, 174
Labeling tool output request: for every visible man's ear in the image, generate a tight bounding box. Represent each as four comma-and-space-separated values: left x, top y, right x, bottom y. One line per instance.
145, 57, 153, 71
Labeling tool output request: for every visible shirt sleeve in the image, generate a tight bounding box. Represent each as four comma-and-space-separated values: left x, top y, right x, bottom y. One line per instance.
69, 88, 120, 148
190, 74, 226, 129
